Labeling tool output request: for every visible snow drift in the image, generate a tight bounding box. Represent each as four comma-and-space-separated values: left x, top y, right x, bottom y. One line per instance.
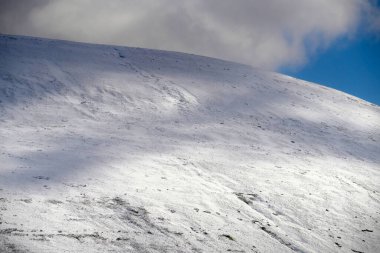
0, 35, 379, 253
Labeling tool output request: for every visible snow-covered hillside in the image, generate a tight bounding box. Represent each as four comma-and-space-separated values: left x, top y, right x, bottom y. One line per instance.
0, 35, 379, 253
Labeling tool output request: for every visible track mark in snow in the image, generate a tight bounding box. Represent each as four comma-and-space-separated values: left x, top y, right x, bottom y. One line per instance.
234, 192, 304, 253
351, 249, 364, 253
114, 48, 198, 112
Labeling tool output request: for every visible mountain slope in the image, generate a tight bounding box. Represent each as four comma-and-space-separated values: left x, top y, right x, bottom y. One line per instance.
0, 35, 379, 253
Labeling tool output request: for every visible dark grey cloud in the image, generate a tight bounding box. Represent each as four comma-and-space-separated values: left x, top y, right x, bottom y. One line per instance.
0, 0, 378, 69
0, 0, 46, 31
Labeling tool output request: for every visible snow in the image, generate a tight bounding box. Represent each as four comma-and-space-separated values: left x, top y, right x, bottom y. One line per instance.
0, 34, 379, 253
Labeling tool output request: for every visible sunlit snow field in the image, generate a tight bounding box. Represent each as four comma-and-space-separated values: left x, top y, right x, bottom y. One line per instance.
0, 35, 379, 253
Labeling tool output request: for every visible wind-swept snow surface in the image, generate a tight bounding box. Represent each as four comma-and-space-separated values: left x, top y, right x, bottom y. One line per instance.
0, 35, 379, 253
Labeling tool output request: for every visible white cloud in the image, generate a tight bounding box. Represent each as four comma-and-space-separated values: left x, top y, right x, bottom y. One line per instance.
364, 1, 380, 38
0, 0, 377, 69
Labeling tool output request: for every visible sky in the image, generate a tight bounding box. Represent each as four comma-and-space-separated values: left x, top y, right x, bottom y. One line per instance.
282, 32, 380, 105
0, 0, 379, 104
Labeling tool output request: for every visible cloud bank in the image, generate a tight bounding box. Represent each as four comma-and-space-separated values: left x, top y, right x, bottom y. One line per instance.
0, 0, 378, 70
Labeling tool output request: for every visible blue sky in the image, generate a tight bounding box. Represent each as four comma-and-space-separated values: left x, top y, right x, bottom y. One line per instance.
281, 33, 380, 105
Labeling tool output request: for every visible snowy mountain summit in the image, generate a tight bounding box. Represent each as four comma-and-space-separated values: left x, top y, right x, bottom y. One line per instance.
0, 35, 379, 253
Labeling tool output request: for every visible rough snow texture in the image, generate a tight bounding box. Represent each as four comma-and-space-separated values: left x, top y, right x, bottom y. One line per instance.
0, 35, 379, 253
